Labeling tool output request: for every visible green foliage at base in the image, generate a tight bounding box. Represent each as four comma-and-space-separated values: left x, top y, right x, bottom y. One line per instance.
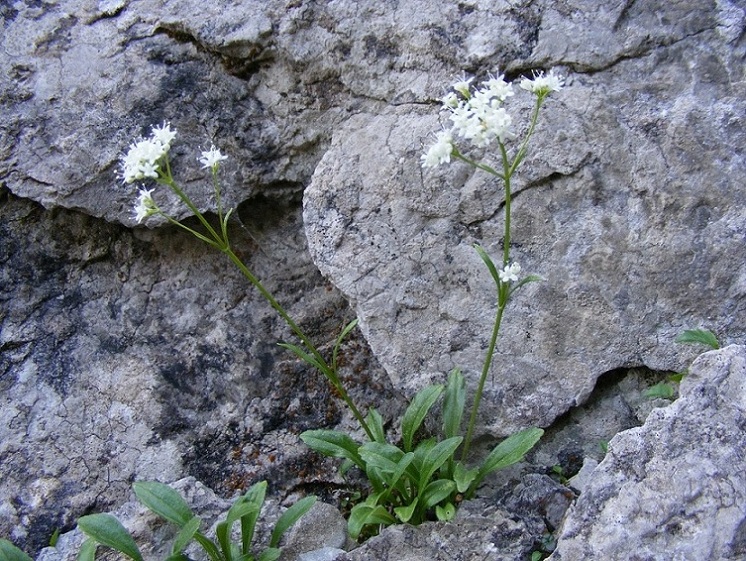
76, 481, 315, 561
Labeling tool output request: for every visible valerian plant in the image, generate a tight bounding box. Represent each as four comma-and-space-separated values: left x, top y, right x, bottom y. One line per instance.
75, 480, 315, 561
302, 69, 563, 538
112, 68, 562, 543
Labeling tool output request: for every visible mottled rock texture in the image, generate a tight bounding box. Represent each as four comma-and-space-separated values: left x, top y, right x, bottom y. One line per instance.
1, 0, 745, 558
303, 2, 746, 434
550, 345, 746, 560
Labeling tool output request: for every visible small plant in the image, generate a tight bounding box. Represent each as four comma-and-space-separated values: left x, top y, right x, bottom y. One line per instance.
302, 369, 542, 539
121, 69, 562, 540
302, 70, 561, 537
644, 328, 721, 399
675, 328, 720, 350
75, 480, 315, 561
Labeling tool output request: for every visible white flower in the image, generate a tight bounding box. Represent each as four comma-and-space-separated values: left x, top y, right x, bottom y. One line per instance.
121, 138, 167, 184
498, 262, 521, 283
482, 73, 514, 102
199, 145, 228, 170
150, 121, 177, 150
519, 69, 564, 95
133, 187, 157, 223
442, 91, 460, 109
421, 130, 454, 168
452, 75, 474, 98
449, 92, 514, 147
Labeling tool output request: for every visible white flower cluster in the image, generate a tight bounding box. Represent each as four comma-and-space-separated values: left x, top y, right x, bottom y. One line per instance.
519, 69, 565, 96
199, 144, 228, 170
121, 122, 177, 184
133, 187, 156, 223
421, 69, 564, 168
498, 262, 521, 283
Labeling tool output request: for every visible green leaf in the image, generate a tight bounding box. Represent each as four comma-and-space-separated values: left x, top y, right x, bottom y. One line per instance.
669, 372, 686, 383
510, 274, 544, 296
475, 428, 543, 487
270, 496, 316, 548
644, 382, 676, 400
675, 328, 720, 349
77, 538, 97, 561
0, 539, 33, 561
452, 462, 478, 494
133, 481, 194, 527
402, 384, 444, 452
348, 500, 396, 540
418, 436, 462, 490
474, 244, 501, 288
442, 368, 465, 440
300, 430, 365, 469
359, 442, 405, 473
77, 514, 143, 561
217, 499, 260, 561
239, 481, 267, 554
365, 408, 387, 444
277, 342, 326, 372
165, 554, 191, 561
49, 528, 61, 548
435, 502, 457, 521
421, 479, 456, 508
393, 498, 418, 523
257, 548, 282, 561
333, 318, 359, 369
171, 516, 201, 555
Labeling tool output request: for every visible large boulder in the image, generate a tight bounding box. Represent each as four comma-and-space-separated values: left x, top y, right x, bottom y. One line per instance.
2, 0, 745, 556
550, 345, 746, 560
303, 1, 746, 434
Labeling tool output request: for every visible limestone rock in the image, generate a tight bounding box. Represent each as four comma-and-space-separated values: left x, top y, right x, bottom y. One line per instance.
0, 189, 395, 552
550, 345, 746, 560
2, 0, 746, 556
303, 0, 746, 435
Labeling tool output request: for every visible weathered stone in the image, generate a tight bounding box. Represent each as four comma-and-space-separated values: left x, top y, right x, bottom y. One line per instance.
280, 501, 349, 560
2, 0, 745, 557
303, 1, 746, 435
550, 345, 746, 560
0, 189, 396, 552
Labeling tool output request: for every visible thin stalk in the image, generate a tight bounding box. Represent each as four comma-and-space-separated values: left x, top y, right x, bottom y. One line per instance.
461, 302, 506, 462
221, 247, 374, 440
157, 165, 373, 440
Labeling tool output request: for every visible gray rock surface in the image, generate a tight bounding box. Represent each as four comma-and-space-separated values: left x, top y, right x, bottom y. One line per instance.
550, 344, 746, 560
303, 0, 746, 434
279, 501, 349, 561
2, 0, 745, 558
0, 189, 397, 551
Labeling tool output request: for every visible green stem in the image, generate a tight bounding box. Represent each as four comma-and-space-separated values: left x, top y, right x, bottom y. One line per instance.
221, 248, 372, 438
461, 301, 505, 462
158, 168, 373, 439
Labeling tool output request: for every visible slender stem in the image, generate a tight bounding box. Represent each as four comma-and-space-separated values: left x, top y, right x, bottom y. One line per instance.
461, 302, 506, 462
156, 164, 373, 440
499, 143, 512, 266
221, 247, 374, 440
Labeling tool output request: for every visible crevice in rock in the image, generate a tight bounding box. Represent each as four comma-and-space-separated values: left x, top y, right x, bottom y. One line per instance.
533, 365, 679, 476
154, 23, 273, 80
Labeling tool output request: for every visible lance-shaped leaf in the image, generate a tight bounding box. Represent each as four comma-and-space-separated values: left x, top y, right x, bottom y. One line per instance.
474, 428, 543, 490
0, 539, 33, 561
77, 514, 143, 561
300, 430, 364, 469
269, 495, 316, 548
133, 481, 194, 527
675, 328, 720, 349
402, 384, 444, 452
